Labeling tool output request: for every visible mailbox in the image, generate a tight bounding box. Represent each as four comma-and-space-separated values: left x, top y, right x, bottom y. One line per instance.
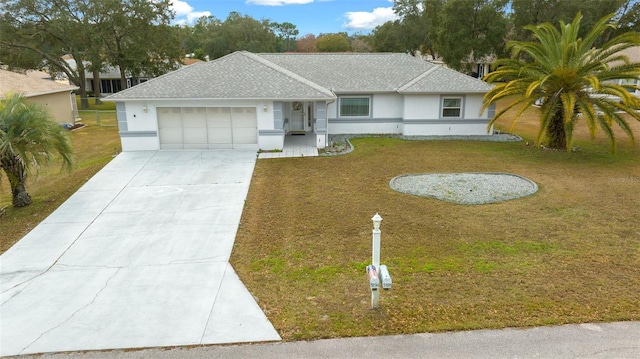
366, 265, 379, 291
379, 264, 392, 290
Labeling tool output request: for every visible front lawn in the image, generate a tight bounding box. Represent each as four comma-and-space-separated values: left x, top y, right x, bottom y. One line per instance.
231, 109, 640, 340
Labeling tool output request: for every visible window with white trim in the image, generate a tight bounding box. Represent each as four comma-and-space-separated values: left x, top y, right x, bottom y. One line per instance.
339, 96, 371, 117
441, 97, 462, 118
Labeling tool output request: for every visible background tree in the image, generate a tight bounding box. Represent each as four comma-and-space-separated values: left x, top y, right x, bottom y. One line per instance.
0, 0, 181, 107
437, 0, 509, 72
510, 0, 624, 41
188, 16, 224, 59
99, 0, 183, 91
201, 12, 277, 59
349, 33, 374, 52
391, 0, 443, 57
372, 21, 407, 52
296, 34, 318, 52
380, 0, 506, 68
271, 21, 299, 52
611, 0, 640, 37
316, 33, 351, 52
0, 0, 95, 108
483, 13, 640, 152
0, 93, 73, 207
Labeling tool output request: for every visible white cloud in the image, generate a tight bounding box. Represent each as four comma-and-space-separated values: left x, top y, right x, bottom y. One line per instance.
186, 10, 211, 22
170, 0, 211, 24
343, 7, 398, 31
170, 0, 193, 16
246, 0, 314, 5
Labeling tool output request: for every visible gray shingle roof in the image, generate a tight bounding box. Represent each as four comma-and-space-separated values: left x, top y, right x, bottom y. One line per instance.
257, 53, 435, 92
398, 65, 493, 93
106, 51, 492, 101
107, 51, 335, 101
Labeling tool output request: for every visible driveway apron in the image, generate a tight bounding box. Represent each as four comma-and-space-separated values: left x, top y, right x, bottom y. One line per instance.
0, 150, 280, 356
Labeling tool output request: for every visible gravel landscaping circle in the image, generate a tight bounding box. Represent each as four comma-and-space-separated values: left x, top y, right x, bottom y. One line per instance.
390, 173, 538, 204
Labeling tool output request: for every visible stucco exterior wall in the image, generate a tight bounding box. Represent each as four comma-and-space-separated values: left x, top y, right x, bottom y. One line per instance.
403, 94, 441, 120
115, 92, 493, 151
27, 92, 76, 124
402, 93, 491, 136
117, 100, 275, 151
328, 93, 404, 135
327, 92, 491, 136
464, 94, 489, 118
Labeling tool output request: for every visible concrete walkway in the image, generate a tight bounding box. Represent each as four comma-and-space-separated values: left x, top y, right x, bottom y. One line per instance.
8, 321, 640, 358
0, 150, 280, 357
258, 133, 318, 159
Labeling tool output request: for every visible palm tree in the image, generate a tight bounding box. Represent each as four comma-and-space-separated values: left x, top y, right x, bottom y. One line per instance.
482, 13, 640, 152
0, 92, 73, 207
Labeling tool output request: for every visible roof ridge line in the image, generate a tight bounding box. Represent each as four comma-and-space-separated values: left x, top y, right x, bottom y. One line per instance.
241, 51, 335, 98
105, 61, 204, 99
397, 64, 439, 92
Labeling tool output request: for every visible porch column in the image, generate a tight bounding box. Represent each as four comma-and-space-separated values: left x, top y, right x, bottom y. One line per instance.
273, 101, 284, 130
315, 101, 327, 149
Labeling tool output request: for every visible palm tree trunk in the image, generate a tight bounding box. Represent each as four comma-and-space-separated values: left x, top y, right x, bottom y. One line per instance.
546, 109, 567, 150
1, 156, 31, 207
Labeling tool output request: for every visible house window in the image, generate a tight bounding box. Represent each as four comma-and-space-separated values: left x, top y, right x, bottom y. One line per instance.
442, 97, 462, 118
488, 103, 496, 118
100, 79, 123, 94
339, 97, 370, 117
620, 78, 639, 93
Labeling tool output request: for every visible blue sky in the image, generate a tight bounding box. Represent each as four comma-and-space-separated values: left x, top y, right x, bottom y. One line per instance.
171, 0, 399, 35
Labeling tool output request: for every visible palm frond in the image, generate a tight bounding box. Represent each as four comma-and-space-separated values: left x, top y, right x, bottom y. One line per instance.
482, 12, 640, 152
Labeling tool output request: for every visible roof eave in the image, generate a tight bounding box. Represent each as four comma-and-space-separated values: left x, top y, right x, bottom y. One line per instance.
103, 95, 336, 102
1, 87, 78, 99
398, 90, 491, 94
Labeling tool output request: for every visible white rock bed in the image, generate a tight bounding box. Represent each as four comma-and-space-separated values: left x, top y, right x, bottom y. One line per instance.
389, 173, 538, 205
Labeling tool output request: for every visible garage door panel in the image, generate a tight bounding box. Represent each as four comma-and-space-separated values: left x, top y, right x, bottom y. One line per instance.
231, 108, 257, 147
183, 117, 207, 127
207, 108, 232, 126
159, 117, 182, 128
159, 130, 183, 146
157, 106, 257, 149
206, 108, 232, 147
208, 128, 232, 144
183, 130, 208, 149
233, 117, 257, 128
182, 108, 207, 147
232, 128, 257, 144
158, 107, 183, 149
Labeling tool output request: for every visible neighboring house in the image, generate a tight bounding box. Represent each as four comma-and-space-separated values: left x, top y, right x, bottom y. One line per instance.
0, 69, 79, 124
105, 51, 495, 152
62, 56, 204, 95
611, 46, 640, 98
420, 53, 494, 78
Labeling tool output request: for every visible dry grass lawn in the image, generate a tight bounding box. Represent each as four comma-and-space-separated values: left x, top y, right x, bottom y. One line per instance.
231, 104, 640, 340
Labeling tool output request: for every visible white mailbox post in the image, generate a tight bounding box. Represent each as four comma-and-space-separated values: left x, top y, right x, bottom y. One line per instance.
368, 213, 391, 309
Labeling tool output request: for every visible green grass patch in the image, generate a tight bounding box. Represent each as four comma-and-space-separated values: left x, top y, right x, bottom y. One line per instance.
76, 96, 116, 111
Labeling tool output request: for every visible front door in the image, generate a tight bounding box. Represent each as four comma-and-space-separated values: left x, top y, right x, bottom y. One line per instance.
290, 101, 304, 132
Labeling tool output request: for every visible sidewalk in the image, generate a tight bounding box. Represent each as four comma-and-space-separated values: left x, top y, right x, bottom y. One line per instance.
9, 321, 639, 359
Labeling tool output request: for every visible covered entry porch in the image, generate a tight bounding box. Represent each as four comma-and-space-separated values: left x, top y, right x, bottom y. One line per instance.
258, 132, 319, 159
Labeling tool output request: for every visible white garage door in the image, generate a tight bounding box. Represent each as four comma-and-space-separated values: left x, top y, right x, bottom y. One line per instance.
158, 107, 257, 149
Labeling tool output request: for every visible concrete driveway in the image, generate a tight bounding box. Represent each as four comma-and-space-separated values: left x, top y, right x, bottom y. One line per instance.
0, 150, 280, 356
